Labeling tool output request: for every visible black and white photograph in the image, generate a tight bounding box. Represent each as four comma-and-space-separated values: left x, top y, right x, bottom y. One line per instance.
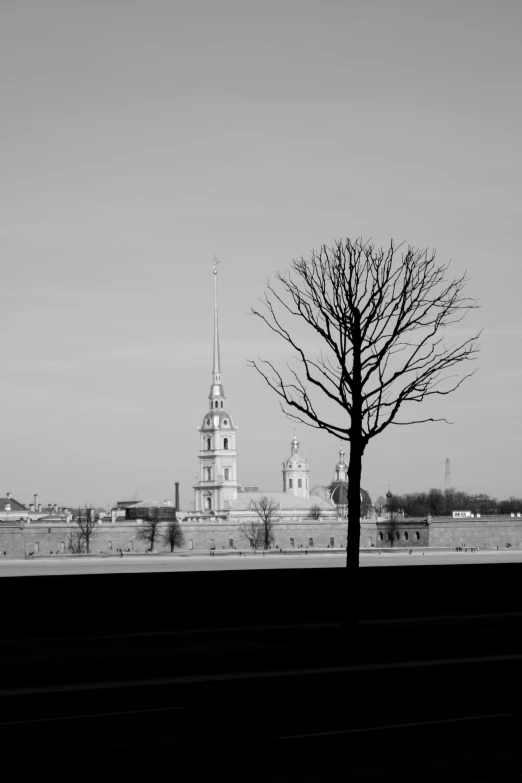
1, 1, 521, 780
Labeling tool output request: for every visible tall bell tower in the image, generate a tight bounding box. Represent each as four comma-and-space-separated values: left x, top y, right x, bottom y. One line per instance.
282, 433, 310, 499
193, 259, 238, 513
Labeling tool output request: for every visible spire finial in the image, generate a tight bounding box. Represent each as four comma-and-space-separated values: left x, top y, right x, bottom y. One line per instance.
213, 256, 221, 378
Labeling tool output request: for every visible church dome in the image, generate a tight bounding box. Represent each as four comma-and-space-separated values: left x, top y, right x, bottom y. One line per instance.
284, 433, 308, 468
328, 482, 372, 508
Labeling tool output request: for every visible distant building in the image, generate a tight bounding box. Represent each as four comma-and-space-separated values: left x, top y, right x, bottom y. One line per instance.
124, 499, 176, 521
282, 434, 309, 499
0, 493, 70, 523
0, 494, 29, 522
310, 445, 374, 519
193, 260, 239, 513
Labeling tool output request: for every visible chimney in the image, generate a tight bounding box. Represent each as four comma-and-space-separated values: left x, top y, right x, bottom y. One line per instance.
38, 504, 42, 512
6, 492, 11, 500
54, 503, 58, 513
34, 494, 39, 508
175, 482, 180, 511
29, 503, 35, 512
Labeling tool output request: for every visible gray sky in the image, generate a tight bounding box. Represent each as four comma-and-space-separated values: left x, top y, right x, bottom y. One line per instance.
1, 0, 521, 508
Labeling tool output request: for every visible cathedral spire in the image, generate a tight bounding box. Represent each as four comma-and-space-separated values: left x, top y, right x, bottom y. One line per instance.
194, 258, 238, 514
213, 256, 221, 383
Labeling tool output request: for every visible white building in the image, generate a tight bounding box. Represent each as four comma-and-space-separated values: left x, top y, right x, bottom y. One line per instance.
189, 263, 337, 524
282, 434, 310, 499
193, 260, 239, 513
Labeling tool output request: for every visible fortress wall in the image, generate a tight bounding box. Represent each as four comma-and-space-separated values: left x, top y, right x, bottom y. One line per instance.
20, 523, 152, 556
429, 518, 522, 548
0, 525, 25, 557
0, 518, 358, 557
374, 520, 430, 548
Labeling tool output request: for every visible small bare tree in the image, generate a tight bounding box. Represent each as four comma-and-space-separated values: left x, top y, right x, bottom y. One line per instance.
68, 530, 86, 554
239, 519, 265, 552
385, 493, 403, 548
69, 506, 97, 554
163, 519, 184, 552
136, 506, 163, 552
250, 238, 480, 613
249, 496, 279, 550
308, 504, 322, 520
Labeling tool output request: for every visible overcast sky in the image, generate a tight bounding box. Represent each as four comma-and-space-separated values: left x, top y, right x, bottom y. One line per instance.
1, 0, 521, 509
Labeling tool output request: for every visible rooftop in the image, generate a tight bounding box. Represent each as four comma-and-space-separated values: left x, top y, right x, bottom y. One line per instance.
227, 492, 336, 512
0, 497, 28, 513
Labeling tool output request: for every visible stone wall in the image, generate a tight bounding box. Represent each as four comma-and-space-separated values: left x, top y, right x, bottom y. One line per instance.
0, 518, 356, 557
429, 517, 522, 549
374, 519, 430, 548
4, 515, 519, 557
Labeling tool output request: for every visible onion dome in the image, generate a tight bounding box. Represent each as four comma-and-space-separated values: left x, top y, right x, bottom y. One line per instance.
328, 482, 372, 509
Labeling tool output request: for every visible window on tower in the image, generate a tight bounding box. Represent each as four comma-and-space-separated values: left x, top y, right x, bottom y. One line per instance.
207, 437, 211, 450
298, 478, 302, 488
224, 468, 229, 480
224, 438, 228, 450
289, 479, 293, 489
205, 468, 211, 481
221, 401, 223, 408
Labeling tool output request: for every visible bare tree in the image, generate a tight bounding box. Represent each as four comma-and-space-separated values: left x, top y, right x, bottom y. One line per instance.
249, 496, 279, 550
68, 530, 86, 554
163, 519, 184, 552
375, 495, 387, 517
385, 492, 403, 548
239, 519, 265, 552
249, 238, 479, 604
69, 506, 97, 554
308, 504, 322, 520
136, 506, 163, 552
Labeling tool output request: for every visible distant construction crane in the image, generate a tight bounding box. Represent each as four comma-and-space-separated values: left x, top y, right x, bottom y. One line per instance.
445, 458, 452, 489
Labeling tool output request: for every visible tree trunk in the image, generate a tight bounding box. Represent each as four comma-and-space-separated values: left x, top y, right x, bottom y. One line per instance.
345, 329, 364, 629
346, 439, 363, 561
344, 439, 363, 632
